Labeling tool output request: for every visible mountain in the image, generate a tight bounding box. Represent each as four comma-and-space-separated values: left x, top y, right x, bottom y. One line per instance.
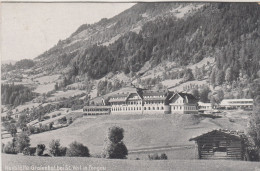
1, 60, 16, 65
3, 2, 260, 99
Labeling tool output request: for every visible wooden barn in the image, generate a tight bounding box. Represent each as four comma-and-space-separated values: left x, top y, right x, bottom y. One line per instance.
189, 129, 246, 160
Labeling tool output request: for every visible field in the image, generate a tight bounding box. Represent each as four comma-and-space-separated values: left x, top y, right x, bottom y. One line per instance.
2, 112, 248, 158
2, 154, 260, 171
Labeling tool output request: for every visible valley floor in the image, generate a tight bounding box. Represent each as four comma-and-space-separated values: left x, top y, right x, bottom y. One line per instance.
2, 154, 260, 171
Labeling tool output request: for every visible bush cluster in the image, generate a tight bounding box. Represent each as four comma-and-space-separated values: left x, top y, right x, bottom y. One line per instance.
148, 153, 168, 160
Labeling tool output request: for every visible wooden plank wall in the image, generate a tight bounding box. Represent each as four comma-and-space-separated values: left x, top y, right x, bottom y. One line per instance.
196, 134, 243, 160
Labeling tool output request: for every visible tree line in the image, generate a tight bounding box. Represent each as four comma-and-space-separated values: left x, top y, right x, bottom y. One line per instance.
1, 84, 37, 107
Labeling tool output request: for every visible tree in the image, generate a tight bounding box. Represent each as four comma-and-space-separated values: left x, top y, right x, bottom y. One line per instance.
17, 114, 27, 129
15, 132, 30, 153
216, 70, 225, 86
183, 68, 194, 82
225, 67, 233, 84
66, 141, 90, 157
23, 147, 36, 156
102, 126, 128, 159
36, 144, 46, 156
55, 83, 59, 91
191, 89, 200, 100
4, 141, 17, 154
210, 70, 216, 87
248, 95, 260, 148
8, 124, 17, 137
216, 90, 224, 103
49, 139, 66, 156
199, 86, 211, 103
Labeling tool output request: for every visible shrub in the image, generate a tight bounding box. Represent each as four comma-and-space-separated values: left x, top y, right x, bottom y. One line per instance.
49, 122, 54, 130
68, 117, 73, 124
102, 126, 128, 159
4, 141, 17, 154
15, 132, 30, 153
28, 126, 35, 134
66, 141, 90, 157
58, 117, 67, 124
36, 144, 45, 156
148, 153, 168, 160
59, 147, 67, 156
148, 153, 160, 160
42, 154, 51, 157
23, 147, 36, 156
43, 116, 50, 120
160, 153, 168, 160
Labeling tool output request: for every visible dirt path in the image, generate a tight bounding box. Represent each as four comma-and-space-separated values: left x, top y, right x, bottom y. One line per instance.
129, 144, 194, 154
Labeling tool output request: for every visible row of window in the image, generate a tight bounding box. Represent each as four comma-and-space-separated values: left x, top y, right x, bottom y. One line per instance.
112, 101, 164, 105
172, 106, 196, 110
84, 109, 110, 112
199, 106, 211, 109
227, 101, 253, 104
112, 106, 164, 111
144, 95, 164, 98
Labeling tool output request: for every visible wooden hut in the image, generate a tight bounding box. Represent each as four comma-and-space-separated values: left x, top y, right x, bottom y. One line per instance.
189, 129, 246, 160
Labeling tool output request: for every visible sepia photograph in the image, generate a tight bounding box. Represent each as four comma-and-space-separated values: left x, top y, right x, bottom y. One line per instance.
1, 1, 260, 170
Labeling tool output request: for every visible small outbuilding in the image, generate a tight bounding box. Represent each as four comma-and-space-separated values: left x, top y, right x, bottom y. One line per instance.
189, 129, 246, 160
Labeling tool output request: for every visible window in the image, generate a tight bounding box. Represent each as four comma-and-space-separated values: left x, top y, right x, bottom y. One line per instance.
144, 107, 146, 110
157, 107, 159, 110
161, 107, 164, 110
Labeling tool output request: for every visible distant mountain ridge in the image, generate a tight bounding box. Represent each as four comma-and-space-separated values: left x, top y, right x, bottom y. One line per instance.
8, 3, 260, 93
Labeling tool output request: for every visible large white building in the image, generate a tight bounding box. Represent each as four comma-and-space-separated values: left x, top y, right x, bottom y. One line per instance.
108, 89, 198, 115
169, 92, 198, 114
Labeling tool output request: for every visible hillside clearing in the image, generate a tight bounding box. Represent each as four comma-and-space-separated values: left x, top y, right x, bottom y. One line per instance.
2, 113, 246, 156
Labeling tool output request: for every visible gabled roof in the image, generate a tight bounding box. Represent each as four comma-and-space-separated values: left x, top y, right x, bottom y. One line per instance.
189, 129, 245, 141
169, 92, 198, 104
143, 91, 167, 97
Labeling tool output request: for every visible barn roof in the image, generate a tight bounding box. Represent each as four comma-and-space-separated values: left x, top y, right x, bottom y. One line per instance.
189, 129, 245, 141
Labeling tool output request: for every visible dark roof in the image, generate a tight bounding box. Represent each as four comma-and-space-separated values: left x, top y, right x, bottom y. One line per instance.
170, 92, 198, 104
189, 129, 245, 141
110, 93, 130, 98
143, 91, 167, 96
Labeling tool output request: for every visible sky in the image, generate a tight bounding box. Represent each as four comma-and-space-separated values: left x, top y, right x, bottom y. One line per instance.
1, 3, 135, 62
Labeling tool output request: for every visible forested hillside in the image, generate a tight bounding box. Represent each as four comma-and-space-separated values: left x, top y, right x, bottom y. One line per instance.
1, 84, 37, 107
2, 3, 260, 98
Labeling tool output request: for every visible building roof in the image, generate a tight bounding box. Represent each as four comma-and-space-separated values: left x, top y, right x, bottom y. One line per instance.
110, 93, 130, 98
108, 93, 130, 103
142, 91, 167, 96
198, 102, 212, 106
83, 106, 111, 109
170, 92, 198, 104
189, 129, 245, 141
